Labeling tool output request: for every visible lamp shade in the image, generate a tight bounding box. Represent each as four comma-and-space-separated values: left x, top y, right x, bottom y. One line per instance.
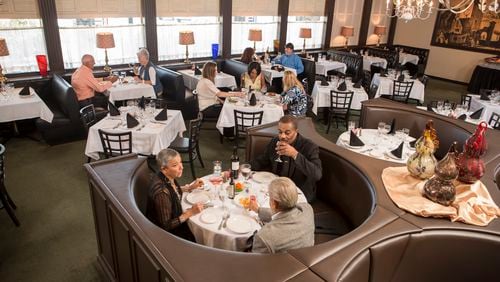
299, 28, 312, 39
374, 25, 386, 36
340, 26, 354, 37
0, 38, 9, 56
179, 31, 195, 45
96, 32, 115, 49
248, 29, 262, 41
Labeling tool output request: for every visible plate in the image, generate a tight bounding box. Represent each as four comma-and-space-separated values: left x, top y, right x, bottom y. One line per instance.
253, 171, 277, 183
234, 193, 250, 208
226, 214, 255, 234
385, 151, 402, 160
369, 150, 384, 158
186, 190, 211, 205
200, 209, 221, 224
343, 141, 364, 149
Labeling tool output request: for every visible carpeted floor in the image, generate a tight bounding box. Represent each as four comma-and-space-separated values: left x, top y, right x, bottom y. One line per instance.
0, 78, 467, 281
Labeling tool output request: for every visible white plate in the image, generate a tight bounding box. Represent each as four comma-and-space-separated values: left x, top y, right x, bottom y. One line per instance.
369, 150, 384, 158
234, 193, 250, 208
186, 190, 211, 205
253, 172, 277, 183
200, 209, 221, 224
226, 214, 255, 234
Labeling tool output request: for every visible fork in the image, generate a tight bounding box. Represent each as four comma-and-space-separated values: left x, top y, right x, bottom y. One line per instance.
223, 214, 231, 228
217, 213, 227, 230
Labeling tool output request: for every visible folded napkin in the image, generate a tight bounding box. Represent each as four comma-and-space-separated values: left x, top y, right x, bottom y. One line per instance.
127, 113, 139, 128
138, 96, 146, 110
409, 139, 417, 148
154, 108, 168, 121
426, 104, 434, 112
390, 142, 404, 159
479, 89, 491, 101
388, 118, 396, 135
352, 80, 362, 88
457, 114, 467, 120
320, 77, 329, 86
249, 93, 257, 106
337, 81, 347, 91
108, 101, 120, 116
469, 108, 483, 119
19, 85, 30, 96
194, 67, 202, 75
397, 74, 405, 82
349, 130, 365, 146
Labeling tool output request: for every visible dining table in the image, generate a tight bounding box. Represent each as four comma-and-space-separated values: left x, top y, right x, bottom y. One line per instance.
399, 52, 420, 65
363, 55, 388, 71
260, 63, 297, 83
336, 129, 416, 164
216, 93, 284, 134
468, 94, 500, 122
315, 59, 347, 76
179, 69, 237, 90
310, 80, 369, 115
0, 87, 53, 123
84, 107, 186, 160
180, 171, 307, 251
107, 77, 156, 103
372, 72, 425, 103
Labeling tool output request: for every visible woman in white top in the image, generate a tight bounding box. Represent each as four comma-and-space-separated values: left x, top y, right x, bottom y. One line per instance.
241, 62, 267, 92
196, 62, 243, 119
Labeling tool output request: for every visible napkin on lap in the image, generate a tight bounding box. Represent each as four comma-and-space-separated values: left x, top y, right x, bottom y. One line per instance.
469, 108, 483, 119
457, 114, 467, 120
19, 85, 30, 96
337, 81, 347, 91
108, 101, 120, 116
127, 113, 139, 128
390, 142, 404, 158
349, 130, 365, 146
155, 108, 168, 121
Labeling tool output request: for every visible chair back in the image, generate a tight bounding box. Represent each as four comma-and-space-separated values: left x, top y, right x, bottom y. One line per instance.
0, 144, 4, 183
234, 110, 264, 138
362, 70, 371, 93
420, 75, 429, 88
392, 80, 414, 103
368, 84, 378, 99
98, 129, 132, 158
188, 113, 203, 149
80, 104, 97, 133
329, 90, 354, 111
489, 113, 500, 129
460, 95, 472, 111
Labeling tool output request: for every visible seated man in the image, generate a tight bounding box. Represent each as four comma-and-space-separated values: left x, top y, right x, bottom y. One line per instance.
249, 177, 314, 253
250, 115, 322, 202
71, 54, 117, 109
272, 43, 304, 75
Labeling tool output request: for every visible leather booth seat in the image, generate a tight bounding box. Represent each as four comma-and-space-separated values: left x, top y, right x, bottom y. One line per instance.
35, 75, 85, 145
156, 67, 198, 120
220, 59, 248, 88
326, 50, 363, 82
366, 47, 399, 69
84, 99, 500, 282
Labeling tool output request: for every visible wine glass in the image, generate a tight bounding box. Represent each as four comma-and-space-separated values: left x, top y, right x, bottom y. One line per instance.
383, 124, 391, 136
377, 122, 386, 139
436, 101, 444, 113
274, 141, 283, 163
348, 121, 356, 132
240, 163, 252, 183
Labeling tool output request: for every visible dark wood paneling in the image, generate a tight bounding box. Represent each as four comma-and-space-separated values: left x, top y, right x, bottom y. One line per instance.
358, 0, 373, 46
323, 0, 335, 50
109, 206, 134, 282
387, 14, 398, 46
220, 0, 232, 59
142, 0, 158, 63
278, 0, 290, 52
37, 0, 64, 74
132, 236, 162, 282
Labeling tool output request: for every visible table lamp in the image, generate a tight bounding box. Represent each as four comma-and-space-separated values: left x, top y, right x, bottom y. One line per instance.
248, 29, 262, 50
299, 28, 312, 54
96, 32, 115, 74
374, 26, 386, 46
0, 38, 9, 84
340, 26, 354, 48
179, 31, 195, 64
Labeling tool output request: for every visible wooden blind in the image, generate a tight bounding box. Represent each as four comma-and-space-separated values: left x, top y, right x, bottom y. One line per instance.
232, 0, 279, 16
156, 0, 219, 17
289, 0, 325, 16
55, 0, 141, 18
0, 0, 40, 19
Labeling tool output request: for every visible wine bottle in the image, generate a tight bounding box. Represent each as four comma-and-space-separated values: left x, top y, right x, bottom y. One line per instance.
228, 177, 235, 200
231, 146, 239, 179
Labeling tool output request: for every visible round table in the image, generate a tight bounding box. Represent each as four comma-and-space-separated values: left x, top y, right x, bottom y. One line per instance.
336, 129, 416, 164
181, 173, 307, 251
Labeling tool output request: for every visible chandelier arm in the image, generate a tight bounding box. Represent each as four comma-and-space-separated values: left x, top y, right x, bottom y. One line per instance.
435, 0, 475, 13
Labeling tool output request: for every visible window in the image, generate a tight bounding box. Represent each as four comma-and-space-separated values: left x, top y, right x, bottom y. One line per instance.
56, 0, 144, 69
0, 0, 47, 73
156, 1, 220, 61
232, 0, 279, 54
287, 0, 326, 50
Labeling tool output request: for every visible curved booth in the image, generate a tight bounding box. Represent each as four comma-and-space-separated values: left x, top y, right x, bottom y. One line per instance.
84, 99, 500, 281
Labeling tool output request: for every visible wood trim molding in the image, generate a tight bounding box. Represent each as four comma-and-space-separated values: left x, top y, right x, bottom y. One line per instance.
142, 0, 158, 64
220, 0, 232, 59
278, 0, 290, 52
323, 0, 335, 49
358, 0, 373, 46
38, 0, 64, 74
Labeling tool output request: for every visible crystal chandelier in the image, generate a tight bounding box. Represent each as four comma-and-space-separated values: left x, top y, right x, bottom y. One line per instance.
386, 0, 499, 22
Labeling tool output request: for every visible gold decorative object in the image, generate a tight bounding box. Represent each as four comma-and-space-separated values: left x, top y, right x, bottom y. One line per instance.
96, 32, 115, 74
407, 120, 440, 179
179, 31, 195, 64
0, 38, 10, 84
299, 28, 312, 54
374, 26, 386, 46
423, 142, 458, 206
248, 29, 262, 50
340, 26, 354, 48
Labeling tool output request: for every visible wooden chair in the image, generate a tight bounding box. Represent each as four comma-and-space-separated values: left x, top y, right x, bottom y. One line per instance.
80, 104, 98, 162
169, 113, 204, 179
489, 113, 500, 129
326, 90, 353, 133
234, 110, 264, 149
145, 98, 168, 109
98, 130, 132, 159
368, 84, 378, 99
461, 95, 472, 111
381, 80, 414, 104
0, 144, 20, 226
193, 90, 224, 144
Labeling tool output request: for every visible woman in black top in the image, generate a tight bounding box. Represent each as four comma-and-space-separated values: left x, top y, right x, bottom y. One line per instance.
146, 149, 204, 240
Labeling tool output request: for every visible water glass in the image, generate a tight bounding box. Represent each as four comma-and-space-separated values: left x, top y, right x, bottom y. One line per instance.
436, 101, 444, 113
213, 161, 222, 176
383, 124, 391, 135
348, 121, 356, 132
377, 122, 386, 137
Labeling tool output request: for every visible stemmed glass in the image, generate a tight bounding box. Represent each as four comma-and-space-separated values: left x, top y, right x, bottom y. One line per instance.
119, 72, 125, 85
377, 122, 386, 140
275, 141, 283, 163
240, 163, 252, 187
436, 101, 444, 114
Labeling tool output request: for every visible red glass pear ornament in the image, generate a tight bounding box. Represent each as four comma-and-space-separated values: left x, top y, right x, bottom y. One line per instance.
456, 121, 488, 184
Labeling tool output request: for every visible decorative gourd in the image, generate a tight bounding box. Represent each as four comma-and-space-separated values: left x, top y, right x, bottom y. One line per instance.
456, 121, 488, 183
407, 120, 439, 179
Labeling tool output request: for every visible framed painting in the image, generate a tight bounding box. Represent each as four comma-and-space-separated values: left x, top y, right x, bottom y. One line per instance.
431, 4, 500, 55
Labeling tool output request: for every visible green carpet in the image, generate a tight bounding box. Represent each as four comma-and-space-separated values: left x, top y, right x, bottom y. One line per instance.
0, 78, 465, 281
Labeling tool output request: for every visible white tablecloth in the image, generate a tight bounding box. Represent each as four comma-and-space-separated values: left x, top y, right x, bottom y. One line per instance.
315, 60, 347, 76
363, 56, 388, 71
310, 80, 369, 115
399, 53, 420, 65
337, 129, 415, 164
179, 70, 237, 90
107, 80, 156, 103
260, 64, 297, 83
216, 95, 284, 134
0, 88, 53, 123
372, 73, 425, 103
85, 109, 186, 160
181, 174, 307, 251
469, 94, 500, 121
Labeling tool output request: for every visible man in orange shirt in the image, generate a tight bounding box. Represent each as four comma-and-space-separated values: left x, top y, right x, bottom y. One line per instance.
71, 54, 117, 109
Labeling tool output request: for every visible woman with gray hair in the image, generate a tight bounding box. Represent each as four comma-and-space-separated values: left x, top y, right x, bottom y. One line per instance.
134, 48, 163, 94
146, 149, 204, 241
249, 177, 314, 253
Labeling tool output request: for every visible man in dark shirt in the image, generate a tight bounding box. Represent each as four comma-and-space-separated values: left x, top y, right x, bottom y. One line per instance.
250, 115, 322, 202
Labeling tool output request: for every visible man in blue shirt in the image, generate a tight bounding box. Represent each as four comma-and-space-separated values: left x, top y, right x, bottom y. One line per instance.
273, 43, 304, 75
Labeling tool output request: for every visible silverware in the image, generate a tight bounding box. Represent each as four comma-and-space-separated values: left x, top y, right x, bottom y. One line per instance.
223, 214, 231, 228
217, 213, 227, 230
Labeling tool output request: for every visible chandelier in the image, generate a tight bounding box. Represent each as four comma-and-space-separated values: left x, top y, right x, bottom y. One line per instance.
386, 0, 500, 22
